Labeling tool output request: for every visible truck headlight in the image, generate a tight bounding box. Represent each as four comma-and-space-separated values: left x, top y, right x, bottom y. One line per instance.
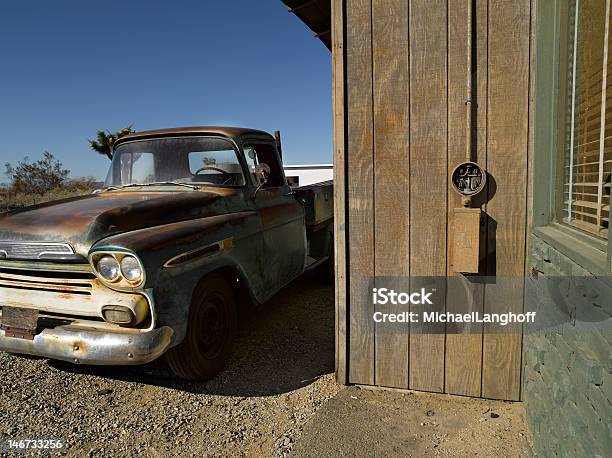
89, 251, 145, 288
121, 256, 143, 282
98, 256, 121, 282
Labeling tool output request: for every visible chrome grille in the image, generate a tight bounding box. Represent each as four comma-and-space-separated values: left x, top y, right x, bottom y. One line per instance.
0, 267, 96, 295
0, 242, 75, 260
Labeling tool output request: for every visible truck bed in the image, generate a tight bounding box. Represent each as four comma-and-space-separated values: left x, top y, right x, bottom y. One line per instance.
293, 180, 333, 228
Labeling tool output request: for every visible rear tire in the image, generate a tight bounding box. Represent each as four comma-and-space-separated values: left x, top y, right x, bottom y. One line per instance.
166, 274, 237, 381
316, 235, 335, 283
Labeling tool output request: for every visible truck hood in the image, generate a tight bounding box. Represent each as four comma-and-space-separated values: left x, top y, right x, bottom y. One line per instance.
0, 189, 242, 258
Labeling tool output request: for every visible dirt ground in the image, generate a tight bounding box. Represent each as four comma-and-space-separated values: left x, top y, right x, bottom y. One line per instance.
0, 275, 533, 457
292, 386, 534, 457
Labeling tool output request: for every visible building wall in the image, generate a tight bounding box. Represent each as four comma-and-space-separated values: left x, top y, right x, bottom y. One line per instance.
525, 234, 612, 456
334, 0, 535, 400
283, 164, 333, 187
523, 0, 612, 452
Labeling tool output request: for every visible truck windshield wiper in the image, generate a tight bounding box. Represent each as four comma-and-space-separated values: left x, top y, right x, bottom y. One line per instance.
99, 181, 200, 192
139, 181, 201, 190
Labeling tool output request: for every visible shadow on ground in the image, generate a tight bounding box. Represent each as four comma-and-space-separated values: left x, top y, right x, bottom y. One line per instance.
49, 273, 335, 397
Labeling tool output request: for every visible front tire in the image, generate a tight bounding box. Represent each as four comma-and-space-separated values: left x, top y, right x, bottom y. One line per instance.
166, 274, 237, 381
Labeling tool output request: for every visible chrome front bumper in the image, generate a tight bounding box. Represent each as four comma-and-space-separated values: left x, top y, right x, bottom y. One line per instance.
0, 325, 174, 365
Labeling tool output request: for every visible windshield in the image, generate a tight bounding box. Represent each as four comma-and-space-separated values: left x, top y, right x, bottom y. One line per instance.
104, 137, 245, 188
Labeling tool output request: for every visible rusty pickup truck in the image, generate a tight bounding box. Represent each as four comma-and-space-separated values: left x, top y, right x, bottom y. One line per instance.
0, 127, 333, 380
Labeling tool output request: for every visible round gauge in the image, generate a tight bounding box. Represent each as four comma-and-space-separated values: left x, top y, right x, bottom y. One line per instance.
451, 162, 486, 196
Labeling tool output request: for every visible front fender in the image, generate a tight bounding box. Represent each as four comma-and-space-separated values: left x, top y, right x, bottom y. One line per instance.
90, 211, 266, 342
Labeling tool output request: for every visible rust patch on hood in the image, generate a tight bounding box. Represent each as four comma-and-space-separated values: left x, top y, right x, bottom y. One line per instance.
0, 188, 242, 257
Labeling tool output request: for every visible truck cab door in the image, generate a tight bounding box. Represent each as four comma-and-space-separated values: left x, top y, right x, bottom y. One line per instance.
244, 142, 306, 293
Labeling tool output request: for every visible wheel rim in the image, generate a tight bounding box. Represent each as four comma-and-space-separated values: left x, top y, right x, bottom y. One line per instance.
197, 292, 230, 359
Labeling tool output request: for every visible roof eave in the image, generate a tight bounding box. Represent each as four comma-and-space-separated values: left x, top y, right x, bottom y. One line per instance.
281, 0, 331, 50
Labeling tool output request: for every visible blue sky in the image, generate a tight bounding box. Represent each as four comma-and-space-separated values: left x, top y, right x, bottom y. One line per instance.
0, 0, 331, 181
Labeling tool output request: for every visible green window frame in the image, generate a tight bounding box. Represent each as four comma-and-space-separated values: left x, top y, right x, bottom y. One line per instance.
533, 0, 612, 275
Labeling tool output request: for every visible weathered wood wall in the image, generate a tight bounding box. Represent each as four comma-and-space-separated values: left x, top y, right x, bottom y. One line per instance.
334, 0, 534, 400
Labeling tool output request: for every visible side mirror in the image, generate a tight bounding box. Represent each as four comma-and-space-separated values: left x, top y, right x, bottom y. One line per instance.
254, 163, 271, 182
251, 163, 271, 200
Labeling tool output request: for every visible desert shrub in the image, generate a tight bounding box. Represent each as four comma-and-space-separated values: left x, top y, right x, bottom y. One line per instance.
0, 179, 98, 211
1, 153, 99, 212
5, 152, 69, 196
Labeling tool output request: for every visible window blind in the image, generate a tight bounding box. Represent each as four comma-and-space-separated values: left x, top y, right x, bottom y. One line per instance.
561, 0, 612, 240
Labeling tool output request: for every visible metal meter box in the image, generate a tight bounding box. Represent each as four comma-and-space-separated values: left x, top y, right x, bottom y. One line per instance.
452, 207, 482, 273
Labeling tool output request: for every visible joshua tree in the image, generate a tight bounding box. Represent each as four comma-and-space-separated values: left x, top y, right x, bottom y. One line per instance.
88, 125, 134, 160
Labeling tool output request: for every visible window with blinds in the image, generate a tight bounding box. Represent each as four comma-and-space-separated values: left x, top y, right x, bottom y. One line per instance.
559, 0, 612, 240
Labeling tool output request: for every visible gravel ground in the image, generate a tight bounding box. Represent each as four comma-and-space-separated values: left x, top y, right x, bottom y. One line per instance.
0, 273, 534, 458
0, 274, 338, 457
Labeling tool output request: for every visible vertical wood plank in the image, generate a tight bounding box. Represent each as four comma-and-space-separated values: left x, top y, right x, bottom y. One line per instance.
482, 0, 531, 401
409, 0, 448, 393
475, 0, 491, 397
347, 0, 375, 385
332, 0, 348, 385
522, 0, 537, 402
445, 0, 487, 398
372, 0, 410, 389
476, 0, 490, 284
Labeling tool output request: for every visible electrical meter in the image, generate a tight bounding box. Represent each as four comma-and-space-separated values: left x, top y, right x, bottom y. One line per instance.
451, 162, 486, 196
